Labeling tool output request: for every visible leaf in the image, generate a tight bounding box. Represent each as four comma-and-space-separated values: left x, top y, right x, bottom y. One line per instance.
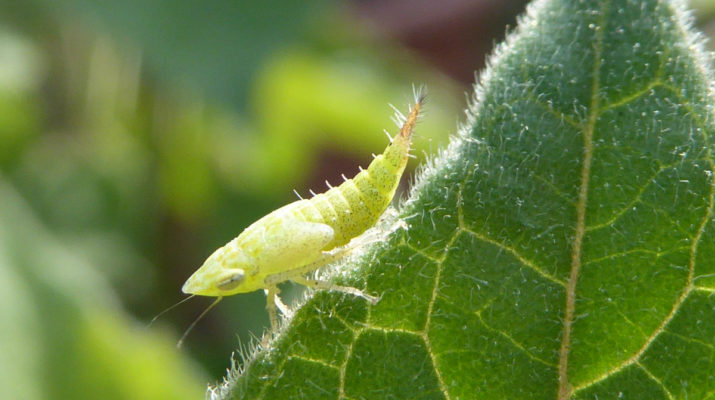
0, 178, 207, 400
15, 0, 322, 109
214, 0, 715, 398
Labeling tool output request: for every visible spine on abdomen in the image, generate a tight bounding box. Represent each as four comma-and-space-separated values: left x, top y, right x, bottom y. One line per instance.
313, 96, 423, 248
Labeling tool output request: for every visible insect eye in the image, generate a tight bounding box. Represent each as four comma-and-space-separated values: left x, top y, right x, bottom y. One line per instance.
216, 270, 245, 291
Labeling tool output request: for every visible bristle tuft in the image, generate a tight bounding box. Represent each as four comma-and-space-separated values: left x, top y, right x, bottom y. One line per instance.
412, 84, 427, 105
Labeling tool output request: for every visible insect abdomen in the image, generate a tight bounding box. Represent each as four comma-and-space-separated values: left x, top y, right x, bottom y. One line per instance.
307, 95, 423, 249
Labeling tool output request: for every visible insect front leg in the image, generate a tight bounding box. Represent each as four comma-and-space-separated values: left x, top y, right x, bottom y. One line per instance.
290, 275, 380, 305
264, 285, 281, 330
263, 278, 298, 330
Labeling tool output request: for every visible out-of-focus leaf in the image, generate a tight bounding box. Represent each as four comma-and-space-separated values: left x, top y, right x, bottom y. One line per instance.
0, 30, 42, 166
33, 0, 325, 109
0, 177, 206, 400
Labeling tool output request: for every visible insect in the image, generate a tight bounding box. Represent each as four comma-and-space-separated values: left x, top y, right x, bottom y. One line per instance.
180, 88, 424, 335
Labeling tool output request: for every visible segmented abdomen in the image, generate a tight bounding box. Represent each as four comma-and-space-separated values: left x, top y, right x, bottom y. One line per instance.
292, 95, 423, 249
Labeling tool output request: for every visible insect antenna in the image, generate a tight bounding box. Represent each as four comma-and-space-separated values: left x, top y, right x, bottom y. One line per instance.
177, 296, 223, 348
148, 294, 196, 327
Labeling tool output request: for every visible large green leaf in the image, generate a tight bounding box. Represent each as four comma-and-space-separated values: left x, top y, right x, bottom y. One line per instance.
214, 0, 715, 398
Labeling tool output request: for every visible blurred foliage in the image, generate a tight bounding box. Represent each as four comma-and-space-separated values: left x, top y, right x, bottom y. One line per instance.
0, 179, 206, 399
9, 0, 324, 109
0, 0, 713, 397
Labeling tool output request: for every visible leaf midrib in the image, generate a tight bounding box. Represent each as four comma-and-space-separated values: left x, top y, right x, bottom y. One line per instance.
557, 1, 608, 398
555, 2, 715, 398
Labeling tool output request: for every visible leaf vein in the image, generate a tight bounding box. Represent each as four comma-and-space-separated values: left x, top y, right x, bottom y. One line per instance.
532, 172, 578, 206
694, 285, 715, 293
601, 79, 664, 112
573, 127, 714, 395
421, 228, 458, 400
558, 1, 609, 398
524, 94, 582, 129
585, 161, 679, 232
635, 360, 675, 400
475, 311, 558, 367
337, 326, 365, 400
460, 227, 566, 287
288, 355, 340, 371
664, 329, 715, 351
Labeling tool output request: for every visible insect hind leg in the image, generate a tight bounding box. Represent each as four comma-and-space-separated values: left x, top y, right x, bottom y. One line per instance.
290, 275, 380, 305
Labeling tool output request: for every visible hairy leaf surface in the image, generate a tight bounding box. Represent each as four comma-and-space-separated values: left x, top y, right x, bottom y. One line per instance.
216, 0, 715, 398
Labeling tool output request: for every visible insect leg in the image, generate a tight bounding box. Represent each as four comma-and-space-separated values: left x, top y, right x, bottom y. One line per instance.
290, 275, 380, 305
264, 285, 281, 330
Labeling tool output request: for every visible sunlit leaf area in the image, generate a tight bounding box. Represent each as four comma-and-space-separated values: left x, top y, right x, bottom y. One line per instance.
1, 0, 714, 399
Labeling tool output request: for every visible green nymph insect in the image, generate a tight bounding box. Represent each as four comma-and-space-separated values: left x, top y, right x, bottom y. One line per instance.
180, 89, 424, 338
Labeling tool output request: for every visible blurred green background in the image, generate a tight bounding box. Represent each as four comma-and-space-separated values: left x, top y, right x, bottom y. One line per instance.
1, 0, 713, 398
